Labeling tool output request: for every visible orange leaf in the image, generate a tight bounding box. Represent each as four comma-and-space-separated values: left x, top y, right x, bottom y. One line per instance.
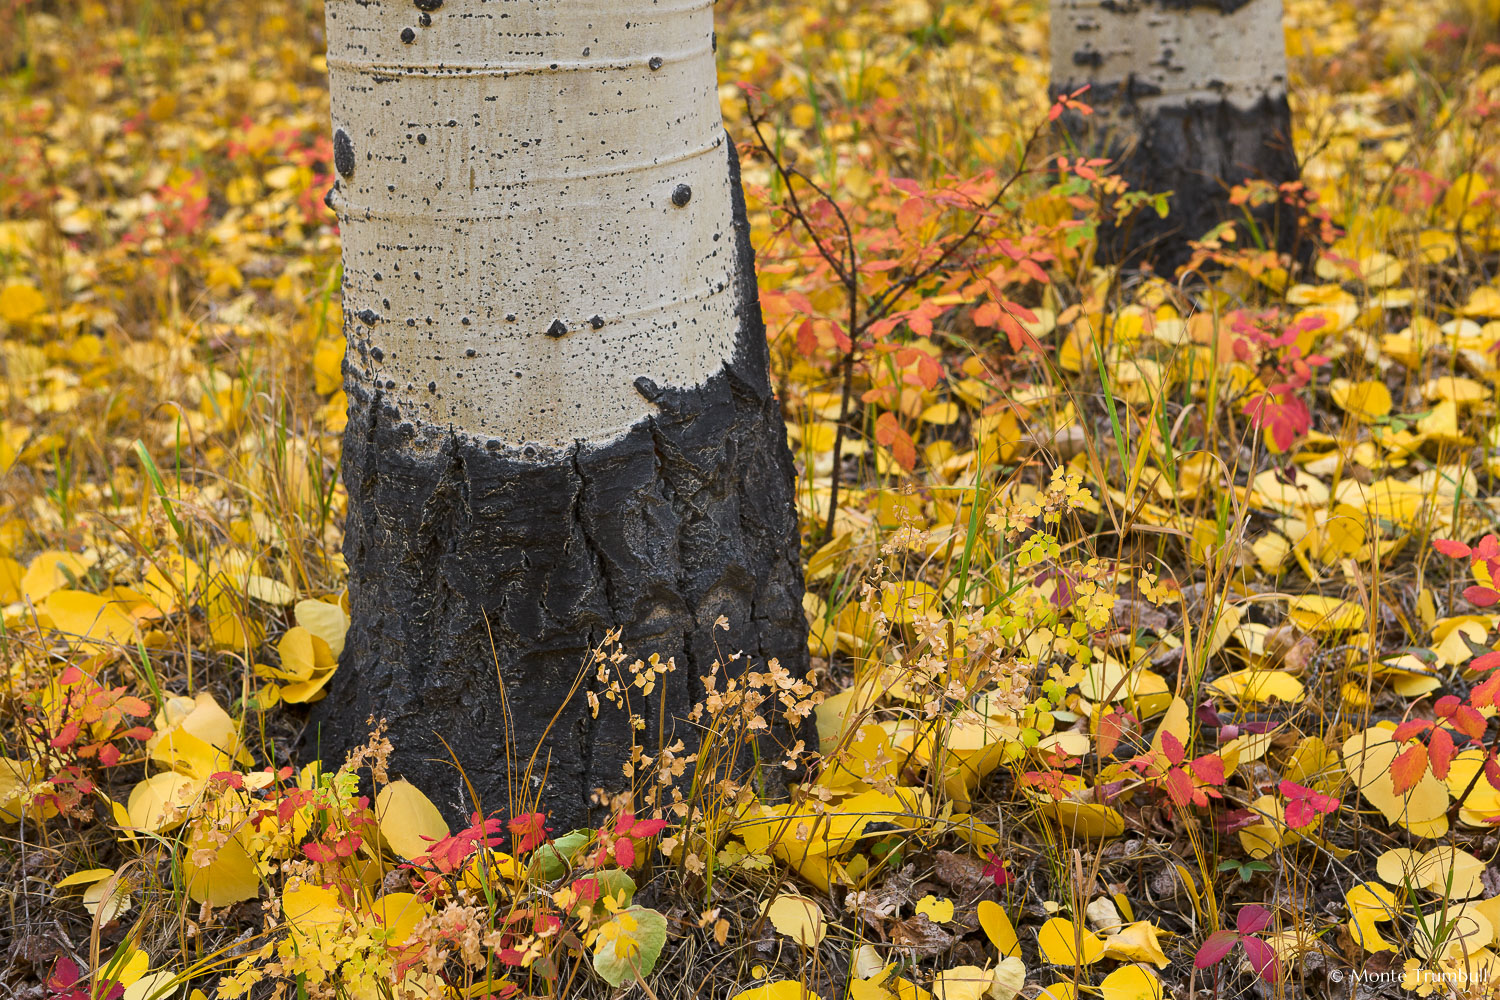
1391, 743, 1429, 795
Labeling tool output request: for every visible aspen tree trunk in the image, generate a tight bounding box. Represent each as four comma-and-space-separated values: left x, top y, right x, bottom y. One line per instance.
1050, 0, 1301, 270
313, 0, 807, 830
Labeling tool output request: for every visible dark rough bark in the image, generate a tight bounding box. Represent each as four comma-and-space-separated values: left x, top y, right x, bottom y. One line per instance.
1055, 92, 1301, 273
306, 139, 808, 831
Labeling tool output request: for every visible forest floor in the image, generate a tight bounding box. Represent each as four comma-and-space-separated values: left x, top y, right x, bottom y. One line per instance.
3, 1, 1500, 999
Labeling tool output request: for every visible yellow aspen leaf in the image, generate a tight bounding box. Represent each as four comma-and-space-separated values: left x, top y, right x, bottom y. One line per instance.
123, 772, 201, 834
1342, 729, 1449, 837
1413, 904, 1492, 961
277, 664, 338, 704
1250, 469, 1329, 513
83, 877, 133, 924
729, 984, 822, 1000
990, 957, 1026, 1000
0, 282, 46, 324
978, 900, 1020, 957
1329, 378, 1392, 421
1207, 669, 1304, 705
1287, 596, 1366, 633
183, 823, 259, 906
1413, 846, 1485, 898
1417, 399, 1463, 443
373, 892, 432, 946
1036, 917, 1106, 966
1150, 697, 1190, 758
0, 557, 21, 602
1036, 800, 1124, 839
763, 893, 827, 946
1424, 376, 1488, 406
20, 550, 91, 602
43, 590, 136, 651
915, 895, 955, 924
113, 950, 149, 988
245, 574, 296, 605
147, 693, 250, 779
1460, 285, 1500, 317
294, 598, 349, 657
930, 966, 989, 1000
375, 779, 449, 861
265, 626, 321, 682
921, 402, 959, 425
1099, 965, 1163, 1000
1376, 848, 1420, 885
283, 882, 346, 947
56, 868, 115, 888
1101, 922, 1170, 968
122, 972, 176, 1000
139, 555, 202, 616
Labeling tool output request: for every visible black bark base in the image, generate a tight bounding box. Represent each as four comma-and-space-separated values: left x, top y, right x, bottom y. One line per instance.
1061, 94, 1303, 273
306, 141, 808, 832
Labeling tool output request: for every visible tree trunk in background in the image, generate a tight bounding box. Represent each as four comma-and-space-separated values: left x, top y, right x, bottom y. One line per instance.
1050, 0, 1301, 271
312, 0, 807, 831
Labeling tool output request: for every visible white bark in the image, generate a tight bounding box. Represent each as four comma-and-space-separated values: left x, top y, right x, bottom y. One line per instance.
1050, 0, 1288, 114
326, 0, 739, 453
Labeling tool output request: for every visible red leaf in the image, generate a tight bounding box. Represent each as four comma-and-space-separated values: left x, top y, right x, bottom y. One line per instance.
1392, 719, 1432, 742
1486, 753, 1500, 793
1282, 797, 1316, 830
915, 354, 943, 392
1159, 731, 1185, 767
625, 817, 666, 839
1432, 538, 1473, 558
1391, 743, 1429, 794
1473, 651, 1500, 673
507, 812, 549, 854
1193, 930, 1239, 969
1190, 753, 1226, 787
1162, 768, 1195, 809
303, 842, 337, 863
49, 720, 79, 750
1429, 728, 1456, 780
982, 851, 1013, 888
96, 744, 121, 767
874, 412, 917, 470
1241, 935, 1280, 982
1278, 781, 1339, 827
1473, 671, 1500, 709
1096, 711, 1131, 758
795, 319, 818, 357
1464, 586, 1500, 607
47, 957, 82, 992
1237, 905, 1273, 935
614, 837, 635, 868
1454, 705, 1489, 740
117, 696, 152, 718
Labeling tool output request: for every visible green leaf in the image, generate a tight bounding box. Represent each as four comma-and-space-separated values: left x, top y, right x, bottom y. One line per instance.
591, 868, 636, 907
530, 828, 592, 881
592, 906, 667, 987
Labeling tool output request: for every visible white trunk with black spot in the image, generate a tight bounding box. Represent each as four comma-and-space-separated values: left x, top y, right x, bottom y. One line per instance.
314, 0, 807, 830
1049, 0, 1301, 267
